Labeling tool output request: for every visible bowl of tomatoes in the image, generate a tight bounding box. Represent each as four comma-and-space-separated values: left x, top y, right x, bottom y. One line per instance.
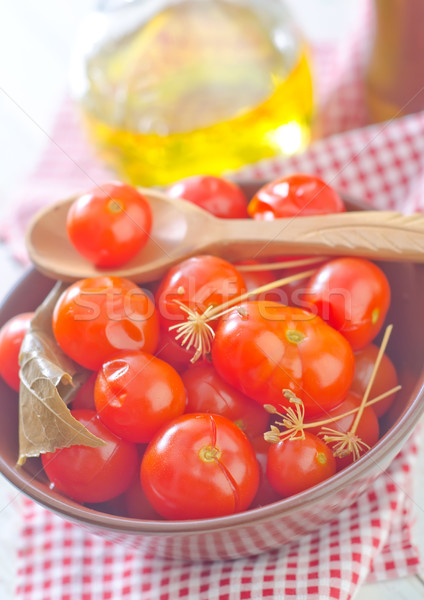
0, 175, 424, 561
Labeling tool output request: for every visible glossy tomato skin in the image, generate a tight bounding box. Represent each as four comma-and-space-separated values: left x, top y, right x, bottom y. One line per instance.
66, 181, 152, 268
270, 256, 327, 308
95, 351, 186, 443
41, 409, 138, 504
52, 276, 159, 370
304, 258, 390, 351
248, 173, 345, 220
307, 392, 380, 471
155, 326, 197, 371
351, 344, 398, 417
234, 260, 277, 302
141, 413, 260, 520
266, 432, 336, 498
167, 175, 248, 219
182, 363, 269, 439
0, 312, 34, 391
155, 255, 246, 336
212, 301, 355, 417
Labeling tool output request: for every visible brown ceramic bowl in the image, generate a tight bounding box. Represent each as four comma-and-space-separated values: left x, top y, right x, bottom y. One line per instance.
1, 188, 424, 560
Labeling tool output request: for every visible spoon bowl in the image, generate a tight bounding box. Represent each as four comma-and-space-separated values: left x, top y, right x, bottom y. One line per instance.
26, 187, 424, 283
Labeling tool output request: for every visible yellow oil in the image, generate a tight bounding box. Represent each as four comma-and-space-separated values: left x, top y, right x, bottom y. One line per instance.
77, 1, 314, 186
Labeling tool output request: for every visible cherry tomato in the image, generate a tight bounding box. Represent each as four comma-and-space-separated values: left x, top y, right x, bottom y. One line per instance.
234, 260, 278, 302
52, 276, 159, 370
212, 301, 355, 417
248, 173, 345, 220
141, 413, 259, 519
304, 258, 391, 351
235, 257, 320, 308
66, 181, 152, 268
0, 312, 34, 391
266, 432, 336, 498
70, 372, 97, 411
351, 344, 398, 417
266, 256, 327, 308
249, 434, 281, 508
307, 392, 379, 471
155, 326, 197, 371
124, 457, 163, 520
167, 175, 248, 219
41, 409, 138, 504
155, 255, 246, 338
125, 473, 163, 520
182, 363, 269, 439
94, 351, 186, 443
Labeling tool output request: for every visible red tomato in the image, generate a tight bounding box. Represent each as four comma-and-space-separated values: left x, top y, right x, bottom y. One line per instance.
249, 434, 281, 507
248, 173, 345, 220
70, 372, 97, 411
308, 392, 379, 471
235, 257, 321, 308
41, 409, 138, 504
167, 175, 248, 219
124, 447, 163, 520
351, 344, 399, 418
266, 256, 327, 308
155, 255, 246, 337
141, 413, 259, 519
0, 312, 34, 391
266, 432, 336, 498
234, 259, 279, 302
155, 326, 197, 371
66, 181, 152, 268
182, 363, 269, 439
125, 471, 163, 520
212, 301, 355, 417
52, 276, 159, 370
95, 351, 186, 443
304, 258, 391, 351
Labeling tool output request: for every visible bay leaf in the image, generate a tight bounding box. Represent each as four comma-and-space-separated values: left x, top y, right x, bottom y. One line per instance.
18, 281, 106, 465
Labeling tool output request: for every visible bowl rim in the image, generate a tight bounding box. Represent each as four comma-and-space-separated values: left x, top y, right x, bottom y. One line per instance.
1, 265, 424, 535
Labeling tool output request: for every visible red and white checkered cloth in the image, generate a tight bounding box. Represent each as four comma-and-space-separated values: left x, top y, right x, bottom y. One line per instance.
3, 0, 424, 597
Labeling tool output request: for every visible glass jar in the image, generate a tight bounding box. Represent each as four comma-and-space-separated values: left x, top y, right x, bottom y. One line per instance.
70, 0, 314, 186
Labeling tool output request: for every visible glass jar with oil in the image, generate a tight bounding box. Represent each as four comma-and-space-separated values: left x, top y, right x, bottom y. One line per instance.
70, 0, 314, 186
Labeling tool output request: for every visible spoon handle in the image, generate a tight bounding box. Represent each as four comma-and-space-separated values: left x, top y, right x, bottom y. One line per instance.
218, 211, 424, 262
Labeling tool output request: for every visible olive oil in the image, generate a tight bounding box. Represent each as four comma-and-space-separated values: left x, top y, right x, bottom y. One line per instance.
74, 1, 313, 186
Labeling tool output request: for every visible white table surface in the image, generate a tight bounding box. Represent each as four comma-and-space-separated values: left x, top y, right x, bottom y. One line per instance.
1, 1, 424, 598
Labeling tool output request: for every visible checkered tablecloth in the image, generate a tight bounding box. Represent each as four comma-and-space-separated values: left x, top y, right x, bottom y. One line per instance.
3, 0, 424, 597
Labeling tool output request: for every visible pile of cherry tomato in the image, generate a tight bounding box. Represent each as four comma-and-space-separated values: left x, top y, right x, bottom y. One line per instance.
0, 173, 397, 521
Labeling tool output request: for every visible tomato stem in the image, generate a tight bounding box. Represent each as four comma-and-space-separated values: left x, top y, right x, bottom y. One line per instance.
285, 329, 305, 344
198, 445, 222, 463
107, 199, 124, 213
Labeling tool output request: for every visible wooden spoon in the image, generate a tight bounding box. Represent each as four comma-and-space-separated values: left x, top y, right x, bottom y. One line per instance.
26, 187, 424, 283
